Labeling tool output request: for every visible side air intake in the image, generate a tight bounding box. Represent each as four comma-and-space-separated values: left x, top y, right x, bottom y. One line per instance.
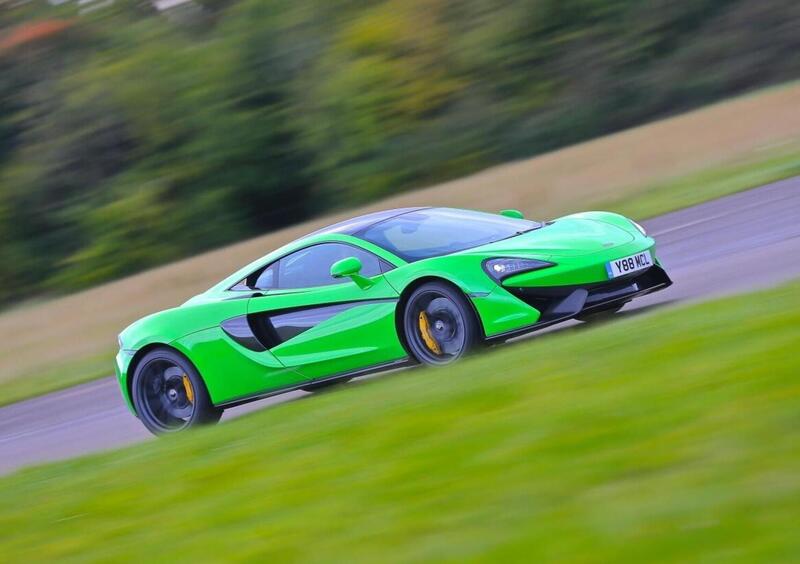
220, 315, 267, 352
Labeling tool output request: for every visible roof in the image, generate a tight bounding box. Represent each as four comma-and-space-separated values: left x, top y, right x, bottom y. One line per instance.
306, 207, 426, 238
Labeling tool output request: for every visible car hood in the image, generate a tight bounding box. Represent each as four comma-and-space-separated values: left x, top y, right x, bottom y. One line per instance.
467, 217, 634, 257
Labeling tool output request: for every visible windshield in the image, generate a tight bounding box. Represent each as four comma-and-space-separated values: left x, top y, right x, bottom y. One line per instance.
356, 208, 541, 261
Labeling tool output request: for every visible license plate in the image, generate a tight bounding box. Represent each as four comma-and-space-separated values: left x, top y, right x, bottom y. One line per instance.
606, 250, 653, 278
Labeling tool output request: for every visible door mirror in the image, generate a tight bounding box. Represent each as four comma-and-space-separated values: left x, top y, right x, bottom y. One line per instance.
331, 256, 374, 290
330, 256, 363, 278
500, 209, 524, 219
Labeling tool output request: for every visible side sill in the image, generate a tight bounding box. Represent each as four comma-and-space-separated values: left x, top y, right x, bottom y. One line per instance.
215, 357, 416, 409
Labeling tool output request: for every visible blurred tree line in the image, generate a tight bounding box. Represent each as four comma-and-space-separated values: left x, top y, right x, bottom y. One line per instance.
0, 0, 798, 304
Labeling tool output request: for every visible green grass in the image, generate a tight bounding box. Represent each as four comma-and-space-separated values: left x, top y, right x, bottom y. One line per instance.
604, 143, 800, 220
1, 281, 799, 562
0, 354, 111, 407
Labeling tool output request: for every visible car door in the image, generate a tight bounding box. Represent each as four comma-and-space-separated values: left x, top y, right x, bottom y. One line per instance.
246, 242, 408, 380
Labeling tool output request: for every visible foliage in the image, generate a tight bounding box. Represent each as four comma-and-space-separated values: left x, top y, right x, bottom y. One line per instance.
0, 0, 798, 304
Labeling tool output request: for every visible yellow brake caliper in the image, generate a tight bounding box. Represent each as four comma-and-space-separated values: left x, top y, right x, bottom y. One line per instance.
418, 311, 442, 355
182, 374, 195, 404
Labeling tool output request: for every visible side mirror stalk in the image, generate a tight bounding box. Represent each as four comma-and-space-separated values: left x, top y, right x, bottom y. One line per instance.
349, 274, 374, 290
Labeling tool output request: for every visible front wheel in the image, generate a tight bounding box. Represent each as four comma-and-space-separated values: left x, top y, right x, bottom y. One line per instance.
402, 282, 480, 365
131, 347, 222, 435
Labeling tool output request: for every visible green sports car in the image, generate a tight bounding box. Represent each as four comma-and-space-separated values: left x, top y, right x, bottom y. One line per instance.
117, 207, 671, 434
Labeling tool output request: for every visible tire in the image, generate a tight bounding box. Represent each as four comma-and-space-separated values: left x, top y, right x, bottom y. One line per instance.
402, 281, 480, 365
300, 377, 352, 392
131, 347, 222, 435
575, 303, 625, 323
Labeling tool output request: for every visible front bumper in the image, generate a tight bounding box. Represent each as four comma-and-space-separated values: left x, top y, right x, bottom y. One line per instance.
484, 264, 672, 342
115, 349, 137, 415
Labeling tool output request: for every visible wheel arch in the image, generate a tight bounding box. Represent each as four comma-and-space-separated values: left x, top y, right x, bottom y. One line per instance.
126, 342, 202, 415
394, 276, 486, 355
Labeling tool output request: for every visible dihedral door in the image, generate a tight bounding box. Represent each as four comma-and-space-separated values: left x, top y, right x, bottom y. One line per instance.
246, 243, 408, 379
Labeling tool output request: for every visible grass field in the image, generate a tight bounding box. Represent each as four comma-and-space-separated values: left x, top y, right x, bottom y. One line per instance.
1, 280, 798, 561
0, 82, 799, 405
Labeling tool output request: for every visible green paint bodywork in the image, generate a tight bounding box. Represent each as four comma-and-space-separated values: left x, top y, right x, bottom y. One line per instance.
115, 211, 663, 415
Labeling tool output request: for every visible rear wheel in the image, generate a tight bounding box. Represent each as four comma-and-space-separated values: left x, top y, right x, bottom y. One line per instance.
402, 282, 480, 365
131, 348, 222, 435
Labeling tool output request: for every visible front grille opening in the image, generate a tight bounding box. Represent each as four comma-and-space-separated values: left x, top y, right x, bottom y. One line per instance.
506, 265, 671, 313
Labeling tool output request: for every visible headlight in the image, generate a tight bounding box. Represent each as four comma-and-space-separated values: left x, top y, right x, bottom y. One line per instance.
483, 258, 555, 282
630, 220, 647, 236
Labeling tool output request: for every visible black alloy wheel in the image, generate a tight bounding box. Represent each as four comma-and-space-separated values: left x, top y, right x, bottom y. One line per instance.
403, 281, 480, 365
131, 348, 222, 435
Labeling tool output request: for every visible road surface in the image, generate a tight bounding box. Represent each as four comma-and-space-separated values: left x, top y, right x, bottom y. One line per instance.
1, 177, 799, 476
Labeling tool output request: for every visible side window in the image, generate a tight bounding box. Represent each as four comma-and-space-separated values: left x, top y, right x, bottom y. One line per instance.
271, 243, 383, 290
254, 264, 277, 290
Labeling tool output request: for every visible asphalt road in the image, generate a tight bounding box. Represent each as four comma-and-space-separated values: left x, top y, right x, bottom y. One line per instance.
1, 177, 799, 476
